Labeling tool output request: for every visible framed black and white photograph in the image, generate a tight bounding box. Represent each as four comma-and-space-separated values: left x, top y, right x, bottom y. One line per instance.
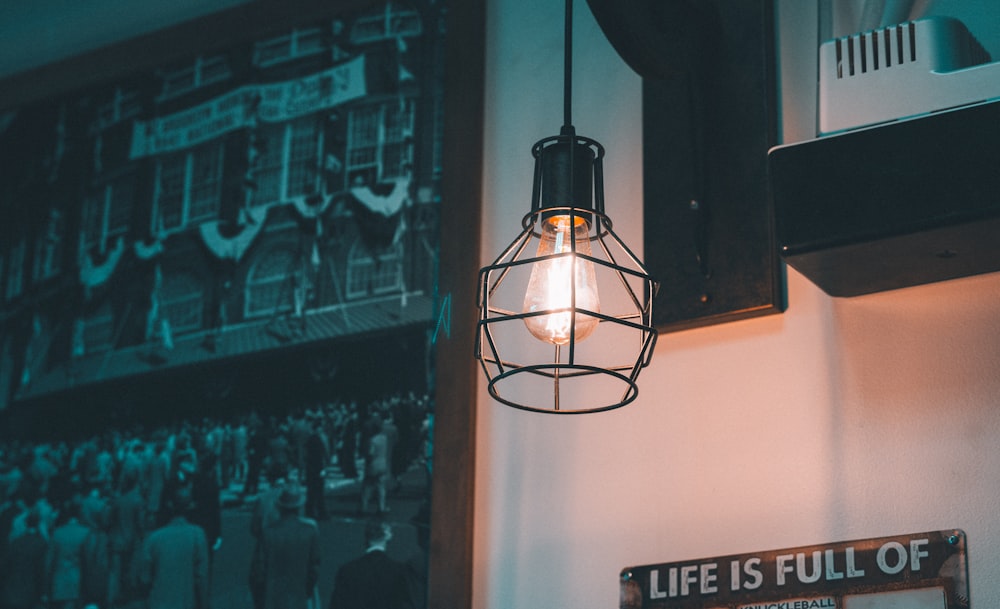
0, 0, 482, 607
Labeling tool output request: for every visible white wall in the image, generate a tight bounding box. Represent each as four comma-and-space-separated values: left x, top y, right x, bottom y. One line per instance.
477, 0, 1000, 608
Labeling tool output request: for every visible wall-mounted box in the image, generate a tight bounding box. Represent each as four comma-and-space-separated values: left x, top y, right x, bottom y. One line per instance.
769, 100, 1000, 297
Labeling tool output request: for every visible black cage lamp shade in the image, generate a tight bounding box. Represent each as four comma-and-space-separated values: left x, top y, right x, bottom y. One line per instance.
475, 0, 658, 414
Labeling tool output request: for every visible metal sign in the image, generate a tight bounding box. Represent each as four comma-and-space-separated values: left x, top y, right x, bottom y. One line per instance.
621, 530, 969, 609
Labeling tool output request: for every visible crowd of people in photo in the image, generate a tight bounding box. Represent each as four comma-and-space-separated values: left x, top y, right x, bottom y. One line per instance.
0, 391, 435, 609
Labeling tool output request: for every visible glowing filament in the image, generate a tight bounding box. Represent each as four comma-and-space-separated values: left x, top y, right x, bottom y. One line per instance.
522, 216, 600, 345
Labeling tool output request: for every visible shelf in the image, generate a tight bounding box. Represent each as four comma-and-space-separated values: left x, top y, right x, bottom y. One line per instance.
769, 100, 1000, 297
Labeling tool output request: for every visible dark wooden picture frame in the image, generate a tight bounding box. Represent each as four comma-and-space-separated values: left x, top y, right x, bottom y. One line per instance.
0, 0, 481, 606
587, 0, 785, 333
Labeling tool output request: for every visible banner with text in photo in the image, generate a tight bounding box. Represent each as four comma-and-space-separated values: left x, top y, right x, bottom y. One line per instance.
129, 55, 367, 159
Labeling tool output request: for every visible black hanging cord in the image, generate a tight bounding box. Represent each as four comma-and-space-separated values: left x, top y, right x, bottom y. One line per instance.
563, 0, 573, 130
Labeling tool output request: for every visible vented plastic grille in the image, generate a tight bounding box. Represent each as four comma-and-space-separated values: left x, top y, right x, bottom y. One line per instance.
835, 22, 917, 78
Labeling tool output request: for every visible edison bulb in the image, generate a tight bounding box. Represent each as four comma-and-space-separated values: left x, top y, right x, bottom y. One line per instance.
522, 216, 600, 344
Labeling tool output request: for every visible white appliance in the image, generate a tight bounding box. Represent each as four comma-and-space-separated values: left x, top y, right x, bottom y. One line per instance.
818, 16, 1000, 135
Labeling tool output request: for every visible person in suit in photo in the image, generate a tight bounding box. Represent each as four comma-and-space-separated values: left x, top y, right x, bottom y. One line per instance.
328, 519, 415, 609
250, 484, 321, 609
304, 425, 329, 521
136, 484, 209, 609
360, 426, 390, 515
47, 499, 90, 609
0, 505, 48, 609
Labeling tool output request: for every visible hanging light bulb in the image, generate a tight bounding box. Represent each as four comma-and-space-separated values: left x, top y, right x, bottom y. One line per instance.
522, 213, 600, 345
474, 0, 657, 414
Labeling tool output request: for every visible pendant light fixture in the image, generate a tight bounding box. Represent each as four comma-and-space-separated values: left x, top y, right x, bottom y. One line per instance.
475, 0, 657, 414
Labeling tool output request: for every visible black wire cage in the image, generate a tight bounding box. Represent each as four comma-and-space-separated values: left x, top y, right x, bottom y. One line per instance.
475, 128, 657, 414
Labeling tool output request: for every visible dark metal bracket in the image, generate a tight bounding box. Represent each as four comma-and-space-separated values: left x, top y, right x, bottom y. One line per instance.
587, 0, 785, 332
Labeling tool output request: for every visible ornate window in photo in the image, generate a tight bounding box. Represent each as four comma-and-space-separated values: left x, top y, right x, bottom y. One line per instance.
350, 3, 422, 44
345, 99, 414, 187
253, 117, 322, 207
154, 141, 224, 233
82, 174, 134, 252
245, 248, 305, 318
160, 272, 205, 335
32, 210, 64, 282
346, 239, 402, 300
253, 27, 324, 67
157, 55, 232, 102
4, 238, 26, 301
82, 301, 115, 353
94, 87, 142, 132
